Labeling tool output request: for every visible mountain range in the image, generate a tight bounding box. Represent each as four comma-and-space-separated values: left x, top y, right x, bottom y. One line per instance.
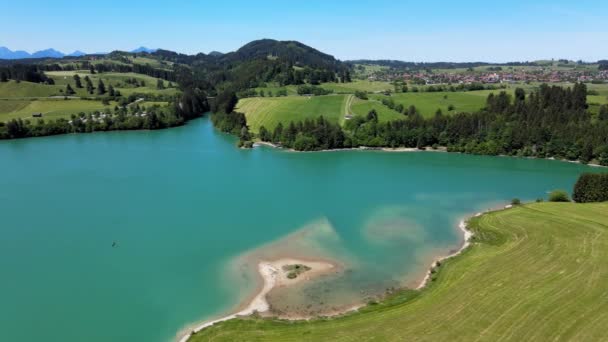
0, 46, 158, 59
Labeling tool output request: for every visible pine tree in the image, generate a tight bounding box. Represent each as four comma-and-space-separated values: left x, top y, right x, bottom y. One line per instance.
65, 84, 76, 95
73, 74, 82, 88
0, 72, 8, 82
85, 76, 94, 94
97, 79, 106, 95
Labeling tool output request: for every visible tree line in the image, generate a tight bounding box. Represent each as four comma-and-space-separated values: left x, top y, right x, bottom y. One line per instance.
213, 83, 608, 164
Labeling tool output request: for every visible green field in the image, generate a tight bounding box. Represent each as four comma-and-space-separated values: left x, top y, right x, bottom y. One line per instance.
369, 90, 501, 118
190, 202, 608, 341
0, 80, 65, 98
322, 80, 393, 93
46, 71, 178, 97
236, 94, 409, 133
0, 99, 118, 121
236, 95, 349, 132
0, 70, 175, 123
254, 80, 394, 97
349, 98, 405, 122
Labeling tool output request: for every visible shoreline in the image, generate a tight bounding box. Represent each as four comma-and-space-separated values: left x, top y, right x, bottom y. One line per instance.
253, 141, 607, 167
177, 258, 337, 342
253, 141, 448, 153
176, 206, 504, 342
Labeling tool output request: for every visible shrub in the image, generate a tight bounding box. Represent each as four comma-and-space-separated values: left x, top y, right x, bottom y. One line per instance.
548, 190, 570, 202
511, 198, 521, 205
573, 173, 608, 203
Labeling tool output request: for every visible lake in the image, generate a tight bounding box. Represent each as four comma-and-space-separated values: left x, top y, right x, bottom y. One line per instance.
0, 117, 597, 342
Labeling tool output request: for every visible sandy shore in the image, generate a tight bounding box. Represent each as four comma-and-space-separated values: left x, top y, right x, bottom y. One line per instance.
178, 258, 335, 342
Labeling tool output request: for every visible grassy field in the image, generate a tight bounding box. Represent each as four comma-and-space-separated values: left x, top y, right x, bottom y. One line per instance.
349, 97, 405, 122
46, 71, 178, 97
0, 71, 175, 122
322, 80, 393, 93
0, 80, 65, 98
190, 202, 608, 341
0, 99, 118, 121
369, 90, 497, 118
236, 95, 348, 132
236, 94, 409, 132
254, 80, 394, 97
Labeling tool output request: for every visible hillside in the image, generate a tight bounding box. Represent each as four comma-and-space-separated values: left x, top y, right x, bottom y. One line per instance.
223, 39, 342, 70
189, 202, 608, 341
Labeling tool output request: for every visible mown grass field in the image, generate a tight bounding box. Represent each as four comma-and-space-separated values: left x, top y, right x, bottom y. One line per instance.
236, 95, 348, 132
190, 202, 608, 341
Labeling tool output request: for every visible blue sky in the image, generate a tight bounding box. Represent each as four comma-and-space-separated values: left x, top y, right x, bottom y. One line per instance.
3, 0, 607, 62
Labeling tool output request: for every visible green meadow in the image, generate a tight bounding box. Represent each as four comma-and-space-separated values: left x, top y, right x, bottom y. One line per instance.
236, 95, 348, 132
0, 99, 118, 121
190, 202, 608, 341
0, 71, 174, 123
369, 90, 497, 118
46, 71, 178, 97
0, 80, 65, 98
349, 97, 405, 122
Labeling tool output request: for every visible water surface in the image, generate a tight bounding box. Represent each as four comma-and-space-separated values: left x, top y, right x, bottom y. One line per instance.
0, 118, 597, 341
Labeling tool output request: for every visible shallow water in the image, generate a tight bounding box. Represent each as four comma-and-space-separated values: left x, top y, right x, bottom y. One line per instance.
0, 117, 598, 342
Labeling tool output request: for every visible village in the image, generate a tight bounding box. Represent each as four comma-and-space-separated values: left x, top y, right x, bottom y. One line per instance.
367, 65, 608, 86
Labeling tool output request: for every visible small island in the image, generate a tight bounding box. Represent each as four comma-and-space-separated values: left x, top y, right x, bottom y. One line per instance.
282, 264, 312, 279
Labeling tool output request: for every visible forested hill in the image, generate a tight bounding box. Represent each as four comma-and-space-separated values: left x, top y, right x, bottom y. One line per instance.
152, 39, 350, 91
223, 39, 342, 70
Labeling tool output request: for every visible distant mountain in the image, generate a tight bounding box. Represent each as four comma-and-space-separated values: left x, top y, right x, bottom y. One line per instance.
208, 51, 224, 57
31, 48, 65, 59
67, 50, 86, 57
0, 46, 160, 59
0, 47, 34, 59
131, 47, 157, 54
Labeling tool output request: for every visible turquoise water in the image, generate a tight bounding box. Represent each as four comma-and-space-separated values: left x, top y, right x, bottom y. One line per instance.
0, 118, 598, 342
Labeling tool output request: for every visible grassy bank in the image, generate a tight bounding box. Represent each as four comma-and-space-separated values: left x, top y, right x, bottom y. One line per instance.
189, 202, 608, 341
